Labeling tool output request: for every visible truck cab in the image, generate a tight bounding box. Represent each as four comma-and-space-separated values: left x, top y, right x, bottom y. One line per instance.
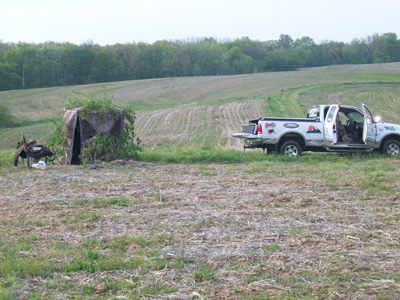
324, 103, 400, 155
322, 104, 369, 150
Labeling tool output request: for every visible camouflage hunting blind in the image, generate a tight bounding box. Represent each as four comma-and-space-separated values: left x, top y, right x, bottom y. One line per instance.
63, 106, 124, 164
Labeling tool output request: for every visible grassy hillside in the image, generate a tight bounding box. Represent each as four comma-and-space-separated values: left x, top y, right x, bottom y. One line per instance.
1, 64, 400, 299
1, 62, 400, 150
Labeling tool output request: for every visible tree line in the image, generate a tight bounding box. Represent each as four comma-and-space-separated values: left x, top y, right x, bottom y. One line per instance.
0, 33, 399, 91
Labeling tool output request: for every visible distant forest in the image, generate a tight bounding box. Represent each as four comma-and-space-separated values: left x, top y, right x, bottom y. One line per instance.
0, 33, 399, 91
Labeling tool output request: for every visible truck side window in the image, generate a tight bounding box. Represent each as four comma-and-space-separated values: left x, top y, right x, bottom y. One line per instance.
323, 107, 329, 120
327, 106, 336, 122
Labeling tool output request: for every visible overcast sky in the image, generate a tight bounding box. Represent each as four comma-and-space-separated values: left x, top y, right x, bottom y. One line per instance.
1, 0, 399, 45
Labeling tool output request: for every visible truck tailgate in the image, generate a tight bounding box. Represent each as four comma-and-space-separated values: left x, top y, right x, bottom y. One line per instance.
233, 123, 257, 139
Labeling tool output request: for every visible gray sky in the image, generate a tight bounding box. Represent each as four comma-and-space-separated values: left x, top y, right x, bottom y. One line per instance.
1, 0, 399, 45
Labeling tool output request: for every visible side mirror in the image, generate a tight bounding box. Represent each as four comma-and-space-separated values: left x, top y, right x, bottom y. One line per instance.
374, 116, 382, 123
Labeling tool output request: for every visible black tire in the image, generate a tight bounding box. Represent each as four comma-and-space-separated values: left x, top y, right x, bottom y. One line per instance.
279, 140, 302, 157
382, 139, 400, 156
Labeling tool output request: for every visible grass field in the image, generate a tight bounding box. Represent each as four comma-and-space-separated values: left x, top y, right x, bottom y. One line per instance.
1, 153, 400, 299
1, 62, 400, 150
1, 63, 400, 299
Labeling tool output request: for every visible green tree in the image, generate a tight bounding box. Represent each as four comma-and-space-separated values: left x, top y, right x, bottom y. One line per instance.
294, 36, 324, 67
171, 43, 191, 77
0, 46, 20, 90
111, 43, 140, 80
320, 41, 344, 65
196, 38, 225, 75
227, 37, 266, 72
371, 33, 399, 63
61, 43, 94, 85
156, 40, 178, 77
227, 46, 254, 74
89, 46, 114, 82
342, 38, 371, 64
17, 43, 38, 89
36, 42, 62, 87
278, 34, 294, 49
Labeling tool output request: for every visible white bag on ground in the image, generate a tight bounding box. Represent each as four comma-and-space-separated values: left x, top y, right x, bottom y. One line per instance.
32, 160, 47, 169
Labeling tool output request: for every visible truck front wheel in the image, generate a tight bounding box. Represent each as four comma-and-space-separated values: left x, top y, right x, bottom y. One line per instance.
279, 140, 302, 157
382, 139, 400, 156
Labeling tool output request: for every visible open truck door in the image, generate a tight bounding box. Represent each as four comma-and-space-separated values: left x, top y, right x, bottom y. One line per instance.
324, 104, 339, 145
361, 103, 377, 146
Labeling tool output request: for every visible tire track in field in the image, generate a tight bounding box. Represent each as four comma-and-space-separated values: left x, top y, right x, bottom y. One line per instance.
136, 110, 171, 147
328, 93, 342, 104
223, 100, 265, 148
219, 104, 230, 136
216, 102, 243, 149
234, 102, 245, 128
224, 103, 238, 147
229, 102, 248, 148
236, 102, 245, 124
187, 106, 204, 144
160, 107, 187, 146
198, 106, 214, 147
174, 106, 202, 145
137, 111, 161, 134
166, 107, 192, 144
230, 102, 250, 148
240, 102, 250, 121
163, 109, 175, 125
148, 111, 169, 134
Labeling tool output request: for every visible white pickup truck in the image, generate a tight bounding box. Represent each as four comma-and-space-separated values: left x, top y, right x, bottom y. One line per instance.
233, 104, 400, 156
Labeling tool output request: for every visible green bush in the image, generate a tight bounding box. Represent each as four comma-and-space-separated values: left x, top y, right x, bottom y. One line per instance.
66, 95, 118, 122
46, 118, 68, 158
82, 130, 141, 163
48, 95, 141, 163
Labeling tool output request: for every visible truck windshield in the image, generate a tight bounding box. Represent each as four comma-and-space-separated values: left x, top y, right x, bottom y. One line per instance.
347, 110, 364, 123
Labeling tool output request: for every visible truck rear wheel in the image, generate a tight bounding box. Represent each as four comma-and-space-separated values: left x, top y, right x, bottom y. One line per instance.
279, 140, 302, 157
382, 139, 400, 156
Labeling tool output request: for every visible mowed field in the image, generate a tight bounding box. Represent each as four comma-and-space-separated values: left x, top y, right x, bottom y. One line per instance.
1, 63, 400, 299
1, 157, 400, 299
1, 62, 400, 150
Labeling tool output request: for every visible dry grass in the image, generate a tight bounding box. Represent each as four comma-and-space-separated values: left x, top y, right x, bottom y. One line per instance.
1, 156, 400, 299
